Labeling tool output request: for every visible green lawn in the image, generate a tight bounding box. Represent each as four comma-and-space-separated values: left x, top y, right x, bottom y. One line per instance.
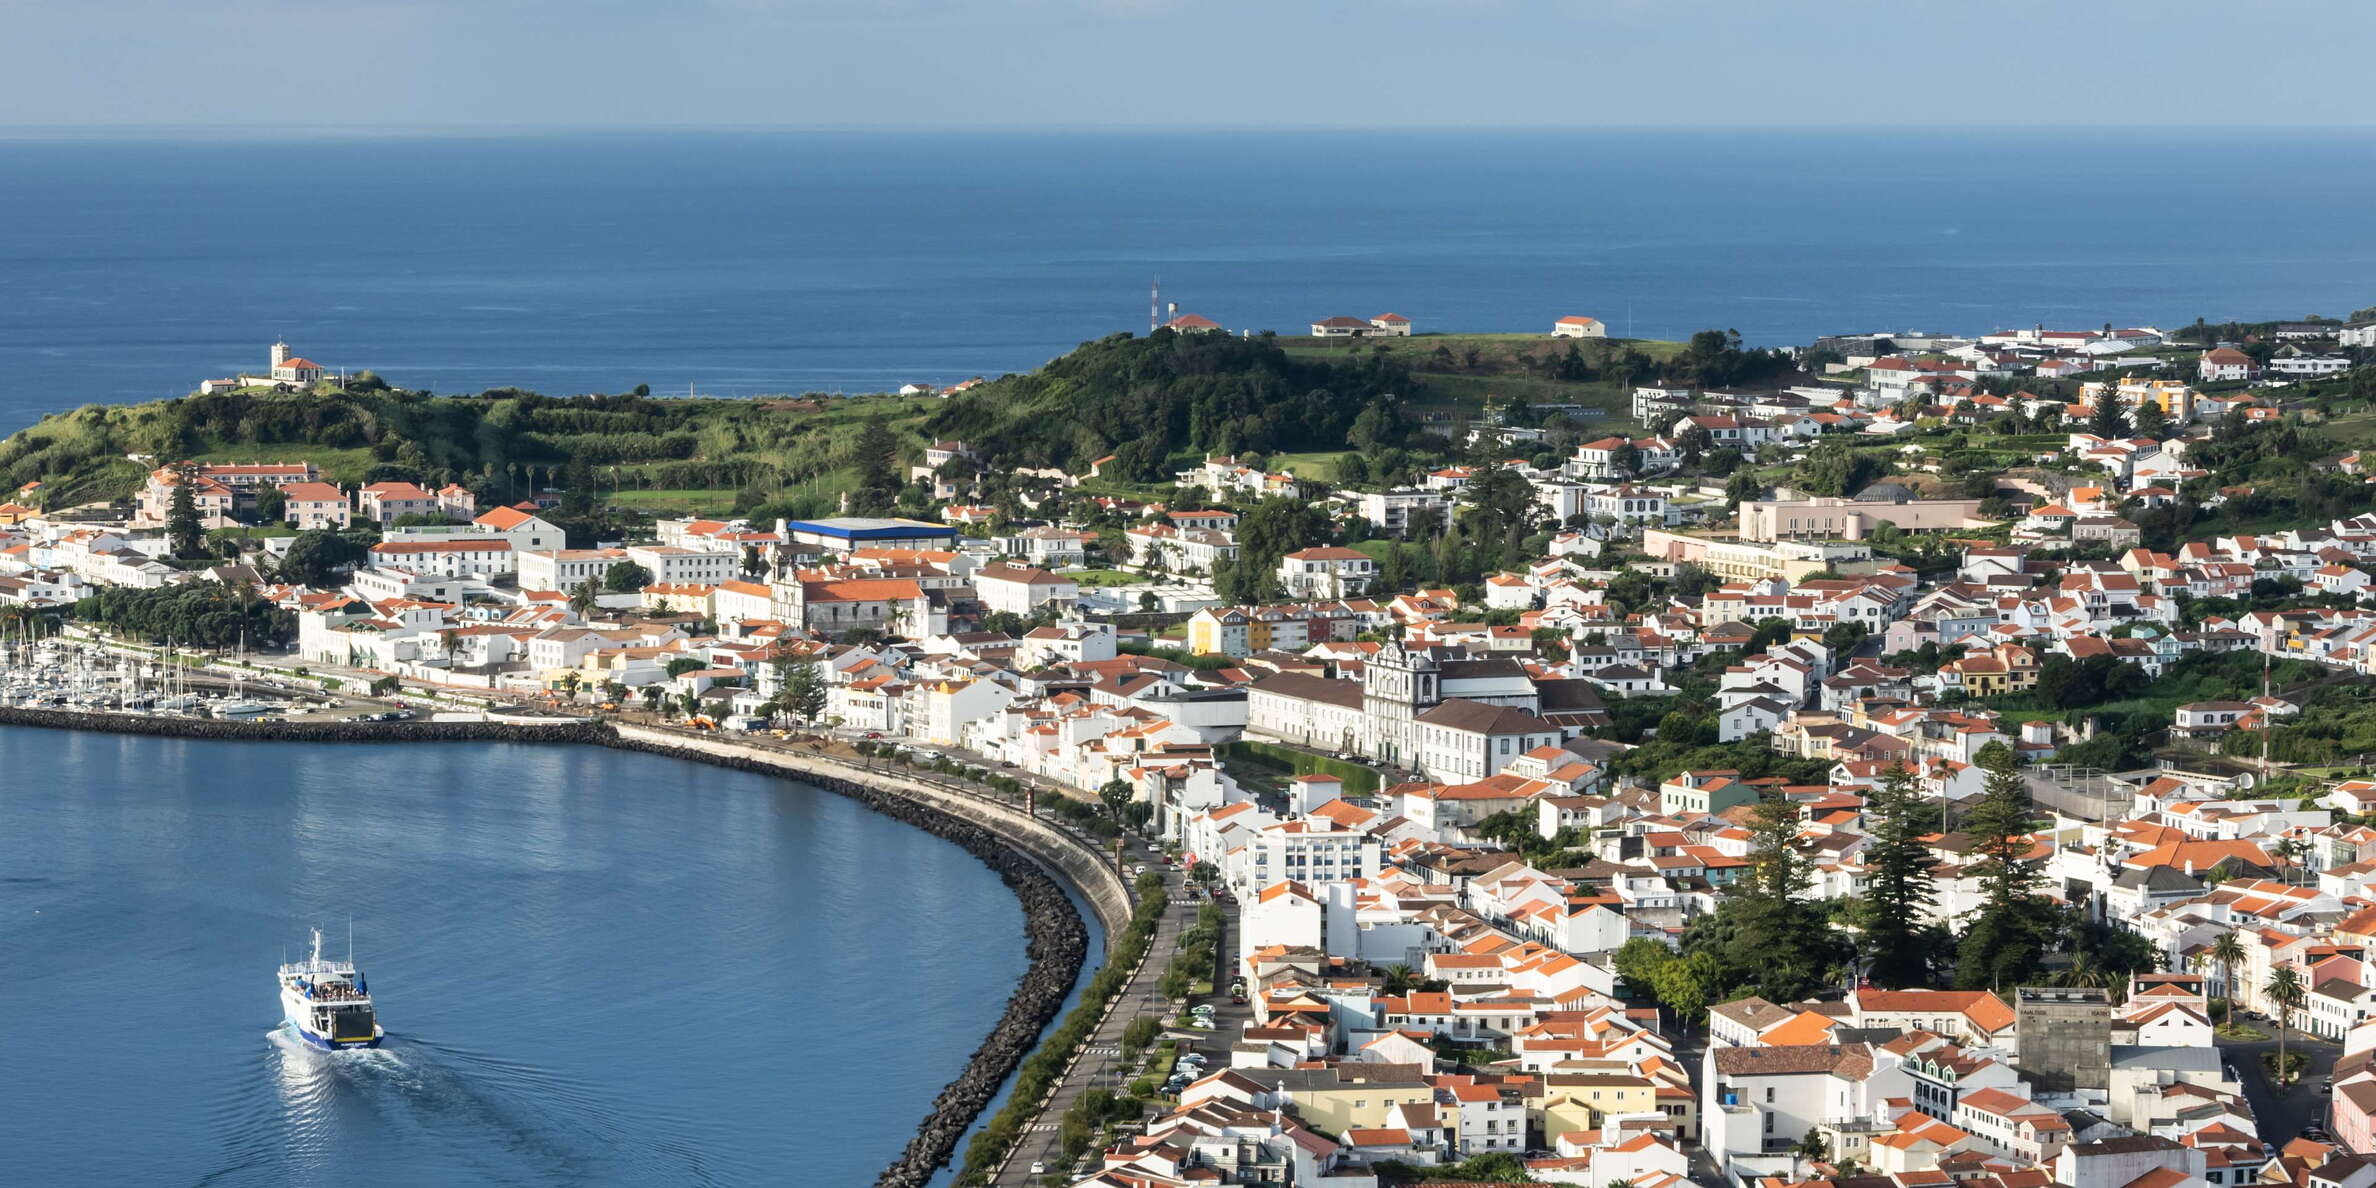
1059, 568, 1140, 588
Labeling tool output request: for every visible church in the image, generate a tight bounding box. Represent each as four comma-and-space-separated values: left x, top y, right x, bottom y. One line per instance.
1248, 639, 1560, 784
198, 341, 331, 394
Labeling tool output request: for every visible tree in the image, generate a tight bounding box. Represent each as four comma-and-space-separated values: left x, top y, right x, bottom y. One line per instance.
1237, 495, 1328, 565
557, 671, 582, 702
2202, 929, 2248, 1010
277, 530, 367, 588
2132, 396, 2170, 440
780, 657, 827, 724
1956, 742, 2052, 990
2088, 389, 2130, 439
1098, 777, 1134, 827
1862, 762, 1937, 988
848, 414, 903, 512
603, 560, 654, 593
165, 461, 205, 559
2266, 967, 2306, 1083
569, 578, 600, 617
253, 485, 288, 526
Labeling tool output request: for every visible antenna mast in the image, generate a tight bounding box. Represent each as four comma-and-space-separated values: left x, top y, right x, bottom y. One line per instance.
1150, 276, 1160, 333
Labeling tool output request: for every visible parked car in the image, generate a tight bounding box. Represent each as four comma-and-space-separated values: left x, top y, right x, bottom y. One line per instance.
1030, 1161, 1046, 1175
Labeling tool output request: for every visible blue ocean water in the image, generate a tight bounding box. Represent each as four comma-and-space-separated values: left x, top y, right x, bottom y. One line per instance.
4, 128, 2375, 433
0, 729, 1050, 1186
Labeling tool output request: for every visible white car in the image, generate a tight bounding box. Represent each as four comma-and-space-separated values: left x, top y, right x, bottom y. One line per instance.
1031, 1161, 1046, 1175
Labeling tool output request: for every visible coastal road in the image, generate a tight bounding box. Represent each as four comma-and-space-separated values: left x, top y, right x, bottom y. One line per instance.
993, 864, 1187, 1187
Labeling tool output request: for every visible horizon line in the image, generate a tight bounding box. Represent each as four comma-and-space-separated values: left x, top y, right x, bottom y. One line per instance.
4, 121, 2375, 143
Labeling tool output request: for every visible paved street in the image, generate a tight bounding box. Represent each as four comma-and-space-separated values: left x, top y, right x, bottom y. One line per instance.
2220, 1018, 2339, 1143
994, 862, 1188, 1187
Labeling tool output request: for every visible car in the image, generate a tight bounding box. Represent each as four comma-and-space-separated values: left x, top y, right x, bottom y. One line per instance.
863, 731, 881, 739
1030, 1161, 1046, 1175
1230, 993, 1246, 1005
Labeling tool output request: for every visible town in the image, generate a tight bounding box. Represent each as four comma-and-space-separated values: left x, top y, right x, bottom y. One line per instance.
10, 311, 2376, 1188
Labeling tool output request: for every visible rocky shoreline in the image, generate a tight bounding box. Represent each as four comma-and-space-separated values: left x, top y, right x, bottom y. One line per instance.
0, 708, 1094, 1188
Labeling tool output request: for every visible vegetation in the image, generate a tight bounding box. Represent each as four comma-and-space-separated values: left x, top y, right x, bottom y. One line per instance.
72, 583, 293, 649
960, 871, 1168, 1184
0, 383, 937, 529
1954, 743, 2054, 991
1860, 762, 1944, 989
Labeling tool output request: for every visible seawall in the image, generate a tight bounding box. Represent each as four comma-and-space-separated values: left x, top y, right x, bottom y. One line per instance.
608, 726, 1134, 935
0, 708, 1124, 1188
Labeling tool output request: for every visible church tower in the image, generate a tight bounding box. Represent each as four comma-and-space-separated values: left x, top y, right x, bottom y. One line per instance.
1362, 640, 1439, 770
270, 340, 292, 369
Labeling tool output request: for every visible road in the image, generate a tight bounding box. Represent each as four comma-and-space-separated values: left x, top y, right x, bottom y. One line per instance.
2219, 1017, 2338, 1143
993, 863, 1189, 1187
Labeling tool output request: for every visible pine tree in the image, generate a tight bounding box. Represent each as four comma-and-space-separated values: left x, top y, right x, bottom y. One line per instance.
2088, 388, 2130, 439
1862, 761, 1936, 988
166, 461, 204, 559
783, 658, 827, 724
1956, 741, 2052, 990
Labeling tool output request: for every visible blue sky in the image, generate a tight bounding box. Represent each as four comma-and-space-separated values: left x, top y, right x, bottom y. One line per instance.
3, 0, 2364, 129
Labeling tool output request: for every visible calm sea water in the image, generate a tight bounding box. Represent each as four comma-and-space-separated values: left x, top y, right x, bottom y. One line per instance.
5, 128, 2376, 432
0, 728, 1050, 1186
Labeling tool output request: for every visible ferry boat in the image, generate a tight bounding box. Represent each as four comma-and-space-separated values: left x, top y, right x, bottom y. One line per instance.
278, 928, 383, 1050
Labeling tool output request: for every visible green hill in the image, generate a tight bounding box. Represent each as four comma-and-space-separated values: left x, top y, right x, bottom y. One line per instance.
0, 383, 935, 518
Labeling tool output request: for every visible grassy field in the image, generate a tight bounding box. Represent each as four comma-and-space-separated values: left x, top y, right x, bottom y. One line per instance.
189, 446, 382, 480
1280, 332, 1682, 426
1269, 450, 1352, 480
607, 488, 739, 515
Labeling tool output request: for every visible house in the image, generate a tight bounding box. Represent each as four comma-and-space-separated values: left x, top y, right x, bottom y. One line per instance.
1161, 313, 1225, 334
1370, 313, 1413, 336
973, 564, 1080, 616
1553, 316, 1607, 339
1413, 701, 1562, 783
1277, 547, 1376, 599
1312, 315, 1384, 338
279, 481, 350, 530
2199, 348, 2260, 383
356, 481, 440, 526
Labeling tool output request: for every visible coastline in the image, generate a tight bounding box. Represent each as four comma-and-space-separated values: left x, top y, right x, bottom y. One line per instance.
0, 708, 1112, 1188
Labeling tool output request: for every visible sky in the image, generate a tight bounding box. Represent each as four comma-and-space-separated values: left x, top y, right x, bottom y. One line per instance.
1, 0, 2366, 131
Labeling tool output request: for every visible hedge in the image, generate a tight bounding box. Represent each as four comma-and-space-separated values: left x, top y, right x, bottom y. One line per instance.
958, 872, 1168, 1183
1219, 739, 1381, 796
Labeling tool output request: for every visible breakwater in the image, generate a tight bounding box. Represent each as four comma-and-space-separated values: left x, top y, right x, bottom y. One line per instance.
0, 706, 1105, 1188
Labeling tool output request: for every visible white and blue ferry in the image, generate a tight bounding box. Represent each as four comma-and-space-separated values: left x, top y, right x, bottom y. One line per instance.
278, 928, 383, 1050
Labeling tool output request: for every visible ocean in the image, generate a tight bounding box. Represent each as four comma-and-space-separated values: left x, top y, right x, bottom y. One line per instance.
0, 729, 1061, 1186
3, 128, 2375, 433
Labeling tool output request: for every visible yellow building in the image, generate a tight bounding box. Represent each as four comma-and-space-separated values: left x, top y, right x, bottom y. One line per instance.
1283, 1080, 1435, 1135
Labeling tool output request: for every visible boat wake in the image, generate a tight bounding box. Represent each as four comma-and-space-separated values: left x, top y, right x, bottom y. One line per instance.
200, 1024, 721, 1185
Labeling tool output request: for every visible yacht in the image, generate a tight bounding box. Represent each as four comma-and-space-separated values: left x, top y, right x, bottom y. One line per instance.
277, 929, 383, 1050
211, 699, 275, 720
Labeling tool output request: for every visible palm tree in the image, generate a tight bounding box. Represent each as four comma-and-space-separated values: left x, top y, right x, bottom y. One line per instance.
2266, 967, 2307, 1085
2205, 930, 2248, 1015
557, 671, 581, 703
2275, 835, 2311, 885
1381, 964, 1417, 995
